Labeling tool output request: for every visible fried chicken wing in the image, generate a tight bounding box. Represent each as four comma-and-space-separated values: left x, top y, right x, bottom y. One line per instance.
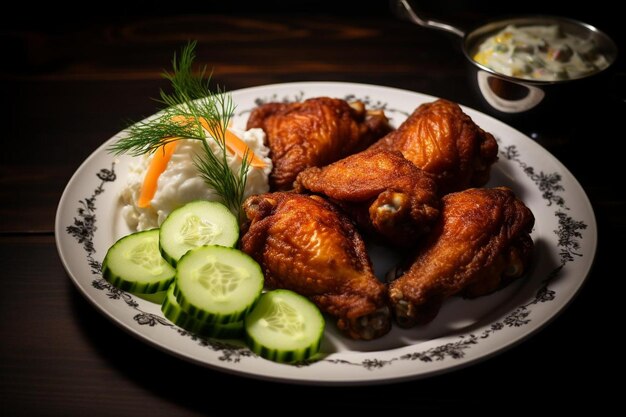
369, 99, 498, 194
294, 149, 440, 246
247, 97, 392, 190
240, 192, 390, 340
389, 187, 534, 327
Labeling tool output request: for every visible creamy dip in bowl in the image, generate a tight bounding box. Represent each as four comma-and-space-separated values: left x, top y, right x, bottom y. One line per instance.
473, 24, 610, 81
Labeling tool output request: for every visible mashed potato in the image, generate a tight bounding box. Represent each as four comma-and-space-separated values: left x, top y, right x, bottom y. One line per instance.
120, 127, 271, 231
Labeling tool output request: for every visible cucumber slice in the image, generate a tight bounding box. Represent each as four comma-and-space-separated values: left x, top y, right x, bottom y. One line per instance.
161, 284, 244, 338
132, 290, 167, 304
245, 290, 325, 363
175, 245, 264, 324
161, 284, 195, 329
159, 201, 239, 267
102, 229, 175, 293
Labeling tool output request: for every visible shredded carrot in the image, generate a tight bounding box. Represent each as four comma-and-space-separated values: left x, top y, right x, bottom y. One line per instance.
196, 118, 266, 168
224, 128, 267, 168
137, 141, 178, 208
171, 115, 265, 168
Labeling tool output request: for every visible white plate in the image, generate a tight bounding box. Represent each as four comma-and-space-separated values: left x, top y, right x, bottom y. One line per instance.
55, 82, 596, 385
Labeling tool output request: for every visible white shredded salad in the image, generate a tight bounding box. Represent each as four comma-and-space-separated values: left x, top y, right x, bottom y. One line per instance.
120, 127, 272, 231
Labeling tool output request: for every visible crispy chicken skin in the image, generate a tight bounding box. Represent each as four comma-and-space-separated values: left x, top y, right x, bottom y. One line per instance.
389, 187, 534, 327
246, 97, 392, 191
294, 149, 440, 246
240, 192, 391, 340
369, 99, 498, 194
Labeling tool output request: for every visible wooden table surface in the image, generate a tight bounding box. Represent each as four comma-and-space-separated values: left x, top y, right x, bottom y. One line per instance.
2, 5, 624, 414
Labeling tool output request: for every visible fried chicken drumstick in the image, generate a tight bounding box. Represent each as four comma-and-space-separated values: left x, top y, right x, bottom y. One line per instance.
247, 97, 392, 190
389, 187, 535, 327
369, 99, 498, 194
295, 149, 440, 246
240, 192, 391, 340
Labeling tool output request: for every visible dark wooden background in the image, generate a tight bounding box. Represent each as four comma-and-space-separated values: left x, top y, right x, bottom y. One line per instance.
2, 2, 624, 414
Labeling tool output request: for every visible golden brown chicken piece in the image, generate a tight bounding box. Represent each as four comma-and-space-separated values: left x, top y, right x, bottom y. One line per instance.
247, 97, 392, 190
294, 149, 440, 246
389, 187, 534, 327
369, 99, 498, 194
240, 192, 390, 340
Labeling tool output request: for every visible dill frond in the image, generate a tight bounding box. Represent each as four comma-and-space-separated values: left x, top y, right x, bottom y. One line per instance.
108, 41, 249, 215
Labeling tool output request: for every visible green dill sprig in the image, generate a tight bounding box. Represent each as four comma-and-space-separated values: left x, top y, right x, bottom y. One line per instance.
108, 41, 250, 215
109, 111, 204, 157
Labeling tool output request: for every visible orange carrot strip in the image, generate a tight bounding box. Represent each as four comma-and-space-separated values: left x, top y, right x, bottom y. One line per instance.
224, 128, 267, 168
197, 118, 266, 168
137, 141, 178, 208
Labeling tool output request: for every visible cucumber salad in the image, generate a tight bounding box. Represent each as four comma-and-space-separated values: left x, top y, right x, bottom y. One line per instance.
102, 201, 325, 363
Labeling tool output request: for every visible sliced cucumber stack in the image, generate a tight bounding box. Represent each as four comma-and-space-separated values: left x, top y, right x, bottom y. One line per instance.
245, 290, 325, 363
174, 245, 264, 324
102, 201, 328, 359
161, 284, 244, 339
102, 229, 175, 293
159, 201, 239, 267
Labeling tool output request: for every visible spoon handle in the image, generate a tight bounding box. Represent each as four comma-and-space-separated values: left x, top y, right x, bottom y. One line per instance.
392, 0, 466, 38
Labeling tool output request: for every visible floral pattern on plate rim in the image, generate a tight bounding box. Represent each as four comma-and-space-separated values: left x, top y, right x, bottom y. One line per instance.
66, 96, 587, 369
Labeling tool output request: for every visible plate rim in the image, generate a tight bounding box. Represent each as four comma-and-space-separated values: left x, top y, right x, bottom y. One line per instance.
55, 81, 597, 385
